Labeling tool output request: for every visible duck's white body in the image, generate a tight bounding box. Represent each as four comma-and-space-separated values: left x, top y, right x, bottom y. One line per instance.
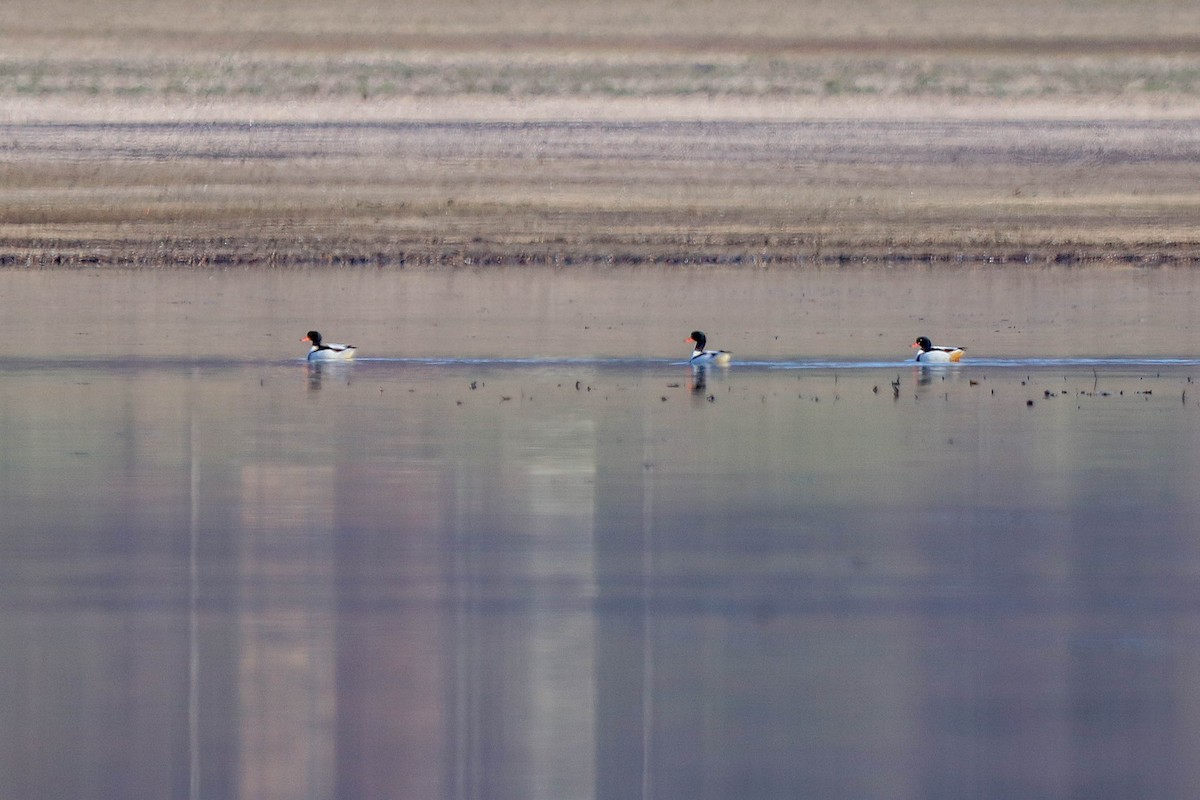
912, 336, 964, 363
303, 331, 356, 361
688, 331, 732, 366
690, 349, 733, 366
307, 343, 356, 362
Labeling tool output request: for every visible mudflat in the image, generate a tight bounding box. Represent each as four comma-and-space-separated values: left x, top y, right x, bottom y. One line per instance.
2, 0, 1199, 267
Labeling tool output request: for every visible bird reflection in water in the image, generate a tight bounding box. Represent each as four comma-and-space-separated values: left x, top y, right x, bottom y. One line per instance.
914, 365, 941, 387
690, 363, 721, 402
307, 361, 354, 392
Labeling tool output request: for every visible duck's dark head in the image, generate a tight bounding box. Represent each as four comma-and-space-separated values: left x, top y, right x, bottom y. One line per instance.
688, 331, 707, 349
303, 331, 322, 346
912, 336, 933, 352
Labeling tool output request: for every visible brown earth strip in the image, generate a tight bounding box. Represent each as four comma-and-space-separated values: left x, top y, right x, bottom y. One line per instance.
2, 117, 1200, 268
2, 0, 1200, 268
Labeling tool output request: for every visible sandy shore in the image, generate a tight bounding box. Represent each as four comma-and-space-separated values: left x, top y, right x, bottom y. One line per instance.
2, 0, 1199, 267
3, 109, 1198, 268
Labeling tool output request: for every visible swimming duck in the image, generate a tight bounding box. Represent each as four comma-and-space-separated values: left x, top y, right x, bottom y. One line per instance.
911, 336, 964, 363
688, 331, 732, 365
303, 330, 356, 361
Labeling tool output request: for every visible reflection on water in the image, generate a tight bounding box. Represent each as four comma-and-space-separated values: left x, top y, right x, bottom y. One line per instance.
2, 350, 1200, 799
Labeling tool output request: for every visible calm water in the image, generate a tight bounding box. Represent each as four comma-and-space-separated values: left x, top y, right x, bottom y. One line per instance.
4, 266, 1200, 800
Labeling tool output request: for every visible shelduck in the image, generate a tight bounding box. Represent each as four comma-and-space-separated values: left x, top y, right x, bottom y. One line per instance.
303, 330, 356, 361
911, 336, 964, 363
688, 331, 732, 365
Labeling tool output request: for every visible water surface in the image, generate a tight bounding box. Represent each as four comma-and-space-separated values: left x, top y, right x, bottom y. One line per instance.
3, 266, 1200, 799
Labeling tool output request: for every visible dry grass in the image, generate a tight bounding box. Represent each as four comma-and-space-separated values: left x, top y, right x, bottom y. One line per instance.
5, 0, 1200, 46
1, 0, 1199, 266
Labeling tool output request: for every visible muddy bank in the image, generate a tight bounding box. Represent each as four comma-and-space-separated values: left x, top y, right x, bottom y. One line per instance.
2, 117, 1199, 267
2, 0, 1199, 267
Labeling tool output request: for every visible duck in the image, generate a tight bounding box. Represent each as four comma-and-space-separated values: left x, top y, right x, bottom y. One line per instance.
911, 336, 965, 363
688, 331, 732, 365
303, 330, 356, 361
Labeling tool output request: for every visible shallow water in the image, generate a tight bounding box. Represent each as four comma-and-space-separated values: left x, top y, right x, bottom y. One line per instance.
4, 266, 1200, 799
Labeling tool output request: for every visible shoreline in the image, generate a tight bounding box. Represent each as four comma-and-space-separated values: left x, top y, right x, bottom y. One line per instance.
2, 242, 1196, 271
3, 110, 1198, 269
3, 95, 1200, 125
3, 0, 1200, 269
